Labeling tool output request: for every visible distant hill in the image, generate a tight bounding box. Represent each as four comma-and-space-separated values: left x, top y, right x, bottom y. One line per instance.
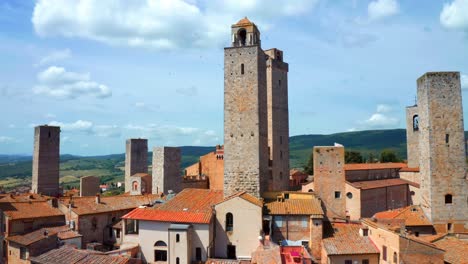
1, 129, 465, 190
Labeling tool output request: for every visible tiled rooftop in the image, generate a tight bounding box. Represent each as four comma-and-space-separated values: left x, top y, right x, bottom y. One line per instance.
218, 191, 263, 207
0, 201, 64, 220
7, 225, 81, 246
344, 162, 407, 171
346, 178, 419, 190
30, 246, 131, 264
0, 193, 50, 203
432, 236, 468, 264
322, 223, 379, 255
373, 205, 432, 226
399, 167, 420, 172
264, 198, 323, 217
60, 194, 160, 215
123, 189, 223, 224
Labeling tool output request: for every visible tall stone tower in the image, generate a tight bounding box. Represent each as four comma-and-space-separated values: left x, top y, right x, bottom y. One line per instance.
152, 147, 181, 194
412, 72, 468, 232
313, 146, 346, 220
124, 138, 148, 193
224, 17, 269, 198
265, 48, 290, 191
405, 105, 420, 169
32, 125, 60, 196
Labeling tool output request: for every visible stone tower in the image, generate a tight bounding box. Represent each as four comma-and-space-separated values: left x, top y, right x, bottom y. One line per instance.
405, 105, 419, 168
224, 17, 269, 198
265, 48, 290, 191
313, 146, 346, 220
32, 125, 60, 196
412, 72, 468, 231
152, 146, 181, 194
124, 138, 148, 193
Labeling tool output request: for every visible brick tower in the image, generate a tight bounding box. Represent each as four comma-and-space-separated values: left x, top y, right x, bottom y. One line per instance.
124, 138, 148, 193
32, 125, 60, 196
410, 72, 468, 232
223, 17, 269, 198
265, 48, 290, 191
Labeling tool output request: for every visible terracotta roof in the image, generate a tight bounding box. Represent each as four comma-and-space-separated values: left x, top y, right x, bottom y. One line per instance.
399, 253, 444, 264
290, 169, 308, 177
235, 17, 254, 26
217, 191, 263, 207
373, 205, 432, 226
123, 189, 223, 224
344, 163, 407, 171
30, 246, 130, 264
6, 225, 81, 246
322, 223, 379, 255
0, 201, 64, 220
432, 236, 468, 264
264, 198, 323, 217
346, 178, 417, 190
60, 194, 160, 216
0, 193, 50, 203
399, 167, 420, 172
130, 173, 150, 178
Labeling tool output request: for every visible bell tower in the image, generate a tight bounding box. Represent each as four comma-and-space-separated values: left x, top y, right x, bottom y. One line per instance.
223, 18, 268, 198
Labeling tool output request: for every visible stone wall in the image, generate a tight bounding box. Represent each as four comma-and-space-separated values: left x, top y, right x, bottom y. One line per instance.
124, 139, 148, 193
224, 44, 268, 198
182, 178, 209, 190
152, 147, 182, 194
416, 72, 468, 226
313, 146, 346, 220
271, 215, 310, 243
265, 48, 290, 192
345, 168, 400, 182
406, 106, 420, 168
32, 125, 60, 196
80, 176, 100, 197
360, 185, 409, 218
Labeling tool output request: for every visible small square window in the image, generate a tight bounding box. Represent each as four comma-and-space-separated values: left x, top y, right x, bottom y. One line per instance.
335, 191, 341, 199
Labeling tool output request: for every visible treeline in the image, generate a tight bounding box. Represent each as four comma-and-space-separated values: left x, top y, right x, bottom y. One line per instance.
303, 149, 402, 175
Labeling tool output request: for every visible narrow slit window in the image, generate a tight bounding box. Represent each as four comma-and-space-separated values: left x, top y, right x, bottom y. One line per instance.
445, 194, 452, 204
446, 134, 449, 144
241, 64, 244, 75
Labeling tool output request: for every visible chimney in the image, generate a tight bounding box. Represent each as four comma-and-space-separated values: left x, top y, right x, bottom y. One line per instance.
95, 194, 101, 204
48, 198, 58, 208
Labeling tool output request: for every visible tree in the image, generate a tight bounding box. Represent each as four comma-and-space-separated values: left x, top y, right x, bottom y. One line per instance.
380, 149, 401, 162
303, 149, 314, 175
345, 151, 364, 164
367, 153, 378, 163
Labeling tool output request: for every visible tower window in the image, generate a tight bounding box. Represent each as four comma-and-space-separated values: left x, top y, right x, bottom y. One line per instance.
280, 136, 283, 144
241, 64, 244, 75
176, 234, 180, 242
238, 28, 246, 46
280, 172, 283, 179
226, 212, 233, 232
335, 191, 341, 199
278, 79, 281, 86
445, 194, 452, 204
446, 134, 449, 144
413, 115, 419, 131
280, 151, 283, 159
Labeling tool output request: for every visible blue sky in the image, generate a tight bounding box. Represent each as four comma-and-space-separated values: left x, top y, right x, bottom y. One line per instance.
1, 0, 468, 155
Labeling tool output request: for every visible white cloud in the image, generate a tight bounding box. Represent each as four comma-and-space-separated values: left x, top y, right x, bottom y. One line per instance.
440, 0, 468, 30
48, 120, 93, 131
134, 102, 159, 112
7, 124, 15, 129
351, 104, 399, 131
176, 86, 198, 97
368, 0, 399, 21
37, 49, 71, 66
0, 136, 14, 143
461, 74, 468, 90
44, 113, 56, 119
32, 0, 317, 50
376, 104, 392, 113
33, 66, 111, 99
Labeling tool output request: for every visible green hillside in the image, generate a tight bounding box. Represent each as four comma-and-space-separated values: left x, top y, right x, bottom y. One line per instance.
1, 129, 465, 191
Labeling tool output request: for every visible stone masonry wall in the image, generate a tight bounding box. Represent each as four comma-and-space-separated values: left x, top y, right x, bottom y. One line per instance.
416, 72, 468, 225
265, 48, 290, 192
224, 44, 268, 198
152, 147, 181, 194
32, 125, 60, 196
124, 139, 148, 193
80, 176, 100, 197
406, 106, 420, 168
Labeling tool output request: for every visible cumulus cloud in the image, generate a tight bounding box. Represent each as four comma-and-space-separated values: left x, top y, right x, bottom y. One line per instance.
0, 136, 14, 143
33, 66, 111, 99
361, 104, 399, 128
37, 49, 71, 66
46, 120, 120, 137
48, 120, 93, 131
462, 74, 468, 90
368, 0, 399, 21
32, 0, 317, 50
440, 0, 468, 30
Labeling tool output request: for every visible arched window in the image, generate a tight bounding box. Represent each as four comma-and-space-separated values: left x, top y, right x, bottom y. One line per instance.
226, 213, 233, 232
176, 234, 180, 242
154, 241, 167, 262
445, 194, 453, 204
393, 252, 398, 263
413, 115, 419, 131
238, 28, 246, 46
132, 181, 138, 191
154, 241, 167, 247
176, 257, 180, 264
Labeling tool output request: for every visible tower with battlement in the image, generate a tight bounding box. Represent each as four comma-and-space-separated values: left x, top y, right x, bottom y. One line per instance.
124, 138, 148, 193
32, 125, 60, 196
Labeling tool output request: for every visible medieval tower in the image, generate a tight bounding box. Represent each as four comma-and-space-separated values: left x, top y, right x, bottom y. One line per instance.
407, 72, 468, 232
223, 18, 269, 198
124, 138, 148, 193
31, 125, 60, 196
265, 48, 290, 191
152, 146, 182, 194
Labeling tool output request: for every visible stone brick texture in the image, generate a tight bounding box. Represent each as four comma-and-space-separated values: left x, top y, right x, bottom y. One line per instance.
80, 176, 100, 197
152, 147, 182, 194
32, 126, 60, 196
124, 139, 148, 193
406, 106, 420, 168
415, 72, 468, 226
